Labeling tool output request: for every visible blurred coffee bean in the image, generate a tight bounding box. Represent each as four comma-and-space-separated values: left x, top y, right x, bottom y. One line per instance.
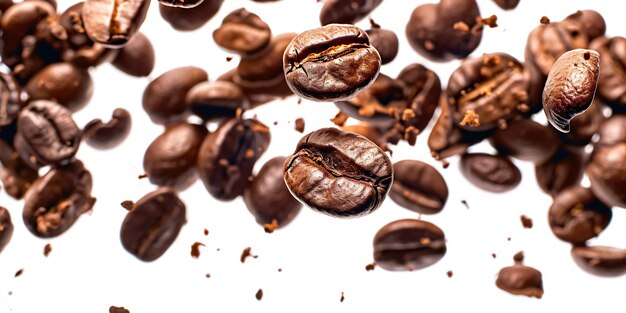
82, 108, 132, 149
212, 8, 271, 55
534, 146, 584, 197
82, 0, 150, 47
159, 0, 223, 31
571, 245, 626, 277
111, 32, 155, 77
367, 26, 399, 65
390, 160, 448, 214
185, 81, 248, 121
496, 256, 543, 298
490, 117, 559, 164
492, 0, 519, 10
319, 0, 382, 25
460, 153, 521, 193
0, 72, 21, 127
24, 62, 93, 112
560, 99, 604, 146
563, 10, 606, 41
589, 36, 626, 111
0, 206, 14, 253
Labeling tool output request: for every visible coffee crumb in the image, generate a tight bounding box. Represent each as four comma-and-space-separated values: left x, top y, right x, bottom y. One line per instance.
109, 306, 130, 313
273, 121, 278, 125
278, 268, 282, 272
369, 18, 381, 29
492, 253, 497, 259
120, 200, 133, 211
365, 263, 376, 271
477, 15, 498, 28
297, 98, 302, 104
255, 289, 263, 301
240, 247, 258, 263
8, 291, 12, 296
447, 270, 453, 278
263, 219, 279, 233
330, 111, 348, 126
461, 200, 469, 209
340, 292, 345, 303
507, 237, 511, 241
204, 228, 209, 236
583, 51, 590, 60
14, 269, 23, 277
424, 40, 435, 51
43, 243, 52, 257
294, 118, 305, 133
191, 242, 205, 258
205, 273, 211, 278
540, 16, 550, 24
513, 251, 524, 262
138, 173, 148, 179
404, 126, 419, 146
460, 109, 480, 127
520, 215, 533, 229
226, 56, 233, 62
453, 21, 470, 32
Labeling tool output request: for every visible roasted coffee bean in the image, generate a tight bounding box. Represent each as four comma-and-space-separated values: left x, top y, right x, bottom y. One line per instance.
284, 127, 392, 217
82, 108, 132, 149
24, 62, 93, 112
238, 33, 295, 84
543, 49, 600, 133
405, 0, 483, 62
341, 124, 387, 150
23, 161, 95, 238
0, 0, 12, 12
213, 8, 271, 55
109, 306, 130, 313
218, 68, 293, 106
561, 99, 604, 146
111, 32, 155, 77
144, 122, 208, 190
492, 0, 519, 10
490, 117, 559, 164
460, 153, 521, 193
366, 27, 398, 65
0, 1, 56, 63
120, 188, 186, 262
82, 0, 150, 47
243, 156, 302, 229
535, 146, 584, 197
564, 10, 606, 41
283, 24, 381, 102
0, 206, 14, 253
373, 219, 446, 271
589, 36, 626, 111
159, 0, 203, 8
319, 0, 382, 25
159, 0, 223, 31
548, 186, 612, 244
0, 153, 39, 199
197, 118, 270, 201
16, 100, 81, 168
496, 259, 543, 298
185, 81, 248, 121
595, 115, 626, 146
0, 72, 21, 127
571, 245, 626, 277
142, 66, 208, 124
447, 53, 528, 131
389, 160, 448, 214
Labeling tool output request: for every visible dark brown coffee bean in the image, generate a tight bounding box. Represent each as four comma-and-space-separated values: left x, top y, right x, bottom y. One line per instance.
571, 245, 626, 277
23, 161, 95, 238
120, 188, 186, 262
341, 124, 387, 150
492, 0, 519, 10
319, 0, 382, 25
366, 27, 398, 65
142, 66, 208, 124
447, 53, 528, 131
197, 118, 270, 201
373, 219, 446, 271
490, 117, 559, 164
0, 206, 14, 253
159, 0, 203, 8
549, 186, 612, 244
0, 72, 21, 127
111, 32, 155, 77
389, 160, 448, 214
496, 261, 543, 298
16, 100, 81, 168
284, 127, 392, 217
82, 108, 132, 149
212, 8, 271, 55
159, 0, 223, 31
460, 153, 521, 193
143, 122, 208, 190
238, 33, 295, 84
560, 99, 605, 146
82, 0, 150, 47
109, 306, 130, 313
543, 49, 600, 133
589, 36, 626, 111
535, 146, 584, 197
283, 24, 381, 102
587, 154, 626, 207
24, 62, 93, 112
564, 10, 606, 41
0, 153, 39, 199
243, 156, 302, 229
406, 0, 483, 62
185, 81, 248, 121
596, 115, 626, 146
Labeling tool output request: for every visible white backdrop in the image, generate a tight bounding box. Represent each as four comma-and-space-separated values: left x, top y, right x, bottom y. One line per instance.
1, 0, 625, 312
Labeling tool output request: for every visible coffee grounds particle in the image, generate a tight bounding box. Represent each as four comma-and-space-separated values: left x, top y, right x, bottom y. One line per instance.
226, 56, 233, 62
255, 289, 263, 301
330, 111, 348, 126
453, 21, 470, 32
204, 228, 209, 236
109, 306, 130, 313
365, 263, 376, 271
540, 16, 550, 24
460, 109, 480, 127
513, 251, 524, 262
8, 291, 12, 296
294, 118, 305, 133
205, 273, 211, 278
404, 126, 419, 146
273, 121, 278, 125
340, 292, 345, 303
240, 247, 258, 263
507, 237, 512, 241
477, 15, 498, 28
461, 200, 469, 209
297, 98, 302, 104
447, 270, 453, 278
14, 269, 23, 277
44, 243, 52, 257
138, 173, 148, 179
278, 268, 282, 272
120, 200, 134, 210
263, 219, 278, 233
492, 253, 497, 259
520, 215, 533, 229
191, 242, 205, 258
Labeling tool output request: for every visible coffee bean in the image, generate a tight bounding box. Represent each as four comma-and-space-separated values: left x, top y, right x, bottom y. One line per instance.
543, 49, 600, 133
109, 306, 130, 313
492, 0, 519, 10
238, 33, 295, 85
283, 24, 381, 102
0, 72, 21, 127
16, 100, 81, 168
197, 118, 270, 201
341, 124, 387, 150
143, 122, 208, 190
460, 153, 521, 193
589, 36, 626, 111
159, 0, 223, 31
159, 0, 203, 8
120, 188, 186, 262
406, 0, 483, 62
319, 0, 382, 25
564, 10, 606, 41
571, 245, 626, 277
548, 186, 612, 244
560, 99, 605, 146
587, 118, 626, 208
24, 62, 93, 112
534, 146, 584, 197
490, 117, 559, 164
284, 127, 392, 217
23, 160, 95, 238
142, 66, 208, 124
389, 160, 448, 214
294, 118, 305, 133
373, 219, 446, 271
213, 8, 271, 55
0, 206, 14, 253
111, 32, 155, 77
0, 0, 12, 12
185, 81, 248, 121
0, 138, 39, 199
496, 261, 543, 298
366, 26, 398, 65
82, 0, 150, 47
394, 63, 441, 132
447, 53, 528, 131
243, 156, 302, 229
82, 108, 132, 149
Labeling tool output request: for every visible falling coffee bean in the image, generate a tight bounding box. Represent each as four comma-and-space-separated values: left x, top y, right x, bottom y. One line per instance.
366, 26, 399, 65
82, 108, 132, 149
82, 0, 150, 47
319, 0, 382, 25
159, 0, 223, 31
24, 62, 94, 112
212, 8, 271, 55
185, 81, 248, 121
111, 32, 155, 77
0, 206, 14, 254
496, 255, 544, 298
534, 146, 584, 197
0, 72, 21, 127
589, 36, 626, 111
459, 153, 521, 193
571, 245, 626, 277
389, 160, 448, 214
490, 117, 559, 164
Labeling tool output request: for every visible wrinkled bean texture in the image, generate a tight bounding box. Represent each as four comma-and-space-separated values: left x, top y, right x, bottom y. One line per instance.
460, 153, 521, 193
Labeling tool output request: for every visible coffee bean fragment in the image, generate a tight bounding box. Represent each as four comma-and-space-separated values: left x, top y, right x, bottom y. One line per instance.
389, 160, 448, 214
83, 108, 132, 149
0, 73, 21, 127
43, 243, 52, 257
493, 0, 519, 10
82, 0, 150, 47
255, 289, 263, 301
365, 263, 376, 271
111, 32, 155, 77
446, 270, 453, 278
294, 118, 305, 133
240, 247, 257, 263
340, 291, 345, 303
540, 16, 550, 24
520, 215, 533, 229
109, 306, 130, 313
477, 15, 498, 28
459, 153, 521, 193
319, 0, 382, 25
14, 268, 23, 277
571, 245, 626, 277
0, 206, 14, 253
191, 242, 204, 258
203, 228, 209, 236
496, 256, 543, 298
212, 8, 271, 55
